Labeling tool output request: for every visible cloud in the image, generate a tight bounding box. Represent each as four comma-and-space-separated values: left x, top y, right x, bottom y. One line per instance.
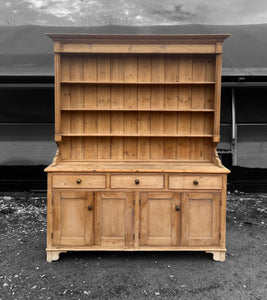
1, 0, 267, 26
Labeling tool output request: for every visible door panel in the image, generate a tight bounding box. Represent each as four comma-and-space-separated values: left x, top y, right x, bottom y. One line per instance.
95, 192, 134, 247
140, 192, 181, 246
181, 192, 221, 246
52, 191, 94, 246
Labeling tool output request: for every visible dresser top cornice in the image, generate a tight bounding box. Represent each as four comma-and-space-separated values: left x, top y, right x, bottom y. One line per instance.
46, 33, 231, 44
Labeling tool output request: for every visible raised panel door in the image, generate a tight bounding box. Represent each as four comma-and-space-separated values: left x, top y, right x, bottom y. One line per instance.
139, 192, 181, 246
181, 192, 221, 246
94, 192, 135, 247
52, 191, 94, 246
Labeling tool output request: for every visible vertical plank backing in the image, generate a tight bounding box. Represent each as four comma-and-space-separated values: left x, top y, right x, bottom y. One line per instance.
125, 55, 137, 83
178, 108, 192, 137
84, 137, 98, 159
190, 137, 203, 160
97, 54, 110, 82
205, 55, 215, 82
110, 55, 124, 158
138, 111, 151, 159
178, 86, 192, 109
70, 85, 84, 108
60, 54, 70, 81
177, 137, 190, 159
178, 55, 192, 82
111, 54, 125, 82
61, 137, 71, 160
61, 85, 71, 109
151, 112, 164, 159
111, 110, 124, 159
152, 55, 165, 82
96, 55, 111, 159
70, 56, 84, 81
84, 112, 97, 134
84, 54, 97, 81
138, 55, 151, 112
60, 55, 70, 115
165, 55, 179, 82
61, 112, 70, 134
71, 137, 84, 159
163, 138, 177, 159
138, 138, 151, 159
163, 55, 178, 158
69, 56, 84, 159
70, 82, 84, 159
124, 137, 137, 160
124, 86, 137, 109
191, 56, 207, 159
123, 55, 138, 159
98, 112, 111, 159
138, 55, 151, 83
203, 138, 212, 161
151, 55, 165, 111
84, 55, 97, 109
84, 86, 97, 109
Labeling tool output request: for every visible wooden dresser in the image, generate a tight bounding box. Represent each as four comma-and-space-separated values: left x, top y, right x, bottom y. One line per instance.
45, 34, 230, 262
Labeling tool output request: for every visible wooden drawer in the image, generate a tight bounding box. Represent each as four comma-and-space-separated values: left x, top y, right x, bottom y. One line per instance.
169, 175, 222, 190
53, 174, 106, 188
110, 174, 164, 189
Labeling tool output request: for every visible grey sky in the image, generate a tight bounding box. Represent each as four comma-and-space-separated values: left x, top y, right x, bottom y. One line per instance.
1, 0, 267, 26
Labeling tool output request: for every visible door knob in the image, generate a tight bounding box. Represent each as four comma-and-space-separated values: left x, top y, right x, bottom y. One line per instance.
175, 206, 180, 211
88, 205, 93, 211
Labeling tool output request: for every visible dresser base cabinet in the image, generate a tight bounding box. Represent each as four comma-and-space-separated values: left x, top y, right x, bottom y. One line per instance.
46, 172, 228, 262
45, 33, 230, 262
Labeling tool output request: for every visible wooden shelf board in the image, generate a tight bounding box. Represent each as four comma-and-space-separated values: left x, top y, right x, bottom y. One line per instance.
45, 161, 230, 173
60, 133, 213, 137
60, 81, 216, 85
61, 108, 215, 112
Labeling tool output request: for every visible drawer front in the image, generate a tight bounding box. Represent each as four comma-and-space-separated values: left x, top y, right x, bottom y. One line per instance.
169, 175, 222, 190
53, 174, 106, 188
110, 174, 164, 189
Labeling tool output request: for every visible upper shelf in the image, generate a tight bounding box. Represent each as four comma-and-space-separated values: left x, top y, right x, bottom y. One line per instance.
60, 81, 216, 85
60, 108, 215, 112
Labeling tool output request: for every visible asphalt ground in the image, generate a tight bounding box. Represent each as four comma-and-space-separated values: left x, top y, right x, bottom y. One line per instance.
0, 192, 266, 299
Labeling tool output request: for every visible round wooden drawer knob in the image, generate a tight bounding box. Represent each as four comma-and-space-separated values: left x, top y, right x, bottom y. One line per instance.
193, 180, 199, 185
135, 179, 140, 185
76, 179, 82, 184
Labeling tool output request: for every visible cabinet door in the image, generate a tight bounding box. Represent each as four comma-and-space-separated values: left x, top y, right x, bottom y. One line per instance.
181, 192, 221, 247
95, 192, 134, 247
139, 192, 181, 246
52, 191, 94, 246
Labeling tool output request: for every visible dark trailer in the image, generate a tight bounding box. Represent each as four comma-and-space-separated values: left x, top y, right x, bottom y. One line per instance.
0, 24, 267, 191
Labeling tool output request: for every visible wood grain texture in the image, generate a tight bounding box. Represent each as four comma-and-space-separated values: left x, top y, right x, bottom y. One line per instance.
47, 34, 229, 261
